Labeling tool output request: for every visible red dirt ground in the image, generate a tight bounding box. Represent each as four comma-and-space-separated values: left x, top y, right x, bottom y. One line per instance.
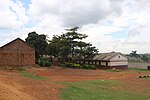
0, 66, 150, 100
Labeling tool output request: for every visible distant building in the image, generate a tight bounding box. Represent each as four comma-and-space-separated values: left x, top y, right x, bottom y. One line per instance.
75, 52, 128, 69
93, 52, 128, 69
0, 38, 35, 68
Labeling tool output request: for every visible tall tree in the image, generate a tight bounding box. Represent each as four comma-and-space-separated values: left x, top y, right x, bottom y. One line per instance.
130, 50, 139, 58
65, 27, 88, 58
141, 55, 149, 62
74, 42, 98, 59
25, 31, 48, 61
47, 27, 98, 61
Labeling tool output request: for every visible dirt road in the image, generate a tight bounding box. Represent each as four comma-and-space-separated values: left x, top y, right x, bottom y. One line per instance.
0, 67, 150, 100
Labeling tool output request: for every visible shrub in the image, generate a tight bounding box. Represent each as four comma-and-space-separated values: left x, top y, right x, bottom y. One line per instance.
59, 62, 81, 68
59, 62, 95, 70
73, 63, 81, 68
59, 62, 71, 68
59, 62, 66, 67
83, 64, 96, 70
65, 62, 74, 68
38, 57, 52, 67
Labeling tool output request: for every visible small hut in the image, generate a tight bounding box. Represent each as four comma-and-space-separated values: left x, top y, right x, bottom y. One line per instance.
0, 38, 35, 68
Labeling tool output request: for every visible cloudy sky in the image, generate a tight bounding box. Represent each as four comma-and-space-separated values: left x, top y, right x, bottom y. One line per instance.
0, 0, 150, 54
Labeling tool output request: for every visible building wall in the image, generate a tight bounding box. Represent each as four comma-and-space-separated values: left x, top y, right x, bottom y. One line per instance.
109, 61, 128, 66
110, 54, 127, 61
101, 62, 106, 66
0, 39, 35, 67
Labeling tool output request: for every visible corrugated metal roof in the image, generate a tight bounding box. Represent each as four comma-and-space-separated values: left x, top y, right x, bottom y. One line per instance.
93, 52, 122, 61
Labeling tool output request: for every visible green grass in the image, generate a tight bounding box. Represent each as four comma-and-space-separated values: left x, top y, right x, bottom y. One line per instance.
60, 80, 150, 100
106, 69, 122, 72
19, 71, 48, 80
128, 68, 150, 73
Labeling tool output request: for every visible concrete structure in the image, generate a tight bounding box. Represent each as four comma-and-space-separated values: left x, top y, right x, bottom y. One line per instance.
0, 38, 35, 68
74, 52, 128, 69
93, 52, 128, 69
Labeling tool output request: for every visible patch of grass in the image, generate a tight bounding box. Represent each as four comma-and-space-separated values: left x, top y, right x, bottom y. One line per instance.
19, 71, 48, 80
60, 80, 150, 100
128, 68, 150, 72
17, 68, 27, 71
0, 67, 28, 71
106, 69, 122, 72
35, 65, 41, 68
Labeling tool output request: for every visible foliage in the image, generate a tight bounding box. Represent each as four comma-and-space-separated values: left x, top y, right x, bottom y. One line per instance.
129, 50, 140, 57
106, 69, 122, 72
59, 62, 81, 68
60, 80, 150, 100
38, 57, 52, 67
128, 68, 150, 72
127, 51, 150, 63
25, 31, 48, 61
73, 63, 81, 68
59, 62, 96, 69
25, 28, 98, 64
47, 27, 98, 60
19, 72, 47, 80
141, 55, 149, 62
0, 66, 27, 71
82, 64, 96, 69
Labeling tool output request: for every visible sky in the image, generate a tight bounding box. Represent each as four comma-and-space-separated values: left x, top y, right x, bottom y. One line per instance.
0, 0, 150, 54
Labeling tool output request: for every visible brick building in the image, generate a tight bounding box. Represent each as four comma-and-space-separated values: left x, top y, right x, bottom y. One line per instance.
0, 38, 35, 68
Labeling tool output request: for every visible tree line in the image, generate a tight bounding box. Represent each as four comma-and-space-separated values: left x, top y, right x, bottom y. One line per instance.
127, 50, 150, 63
25, 27, 98, 62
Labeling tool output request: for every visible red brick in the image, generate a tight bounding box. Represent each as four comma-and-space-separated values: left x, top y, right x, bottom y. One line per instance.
0, 38, 35, 68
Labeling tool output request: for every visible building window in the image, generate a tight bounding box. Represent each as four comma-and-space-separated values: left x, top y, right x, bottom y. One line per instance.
106, 62, 108, 66
118, 56, 120, 58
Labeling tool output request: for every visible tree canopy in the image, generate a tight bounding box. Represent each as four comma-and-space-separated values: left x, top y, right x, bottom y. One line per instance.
25, 27, 99, 62
47, 27, 98, 60
25, 31, 48, 61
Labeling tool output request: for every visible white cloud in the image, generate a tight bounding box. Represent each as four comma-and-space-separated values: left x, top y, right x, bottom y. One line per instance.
1, 0, 150, 54
0, 0, 28, 30
28, 0, 124, 27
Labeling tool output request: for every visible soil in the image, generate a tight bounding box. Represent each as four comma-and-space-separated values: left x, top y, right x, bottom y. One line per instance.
0, 66, 150, 100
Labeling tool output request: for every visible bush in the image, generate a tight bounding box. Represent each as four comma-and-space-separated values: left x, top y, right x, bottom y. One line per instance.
73, 63, 81, 68
65, 62, 74, 68
38, 57, 52, 67
59, 62, 66, 67
59, 62, 95, 70
83, 64, 96, 70
59, 62, 81, 68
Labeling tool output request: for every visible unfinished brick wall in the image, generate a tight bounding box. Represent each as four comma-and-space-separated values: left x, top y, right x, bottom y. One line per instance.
0, 38, 35, 68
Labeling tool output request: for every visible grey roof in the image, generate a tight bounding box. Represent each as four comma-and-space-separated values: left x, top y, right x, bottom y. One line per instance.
93, 52, 124, 61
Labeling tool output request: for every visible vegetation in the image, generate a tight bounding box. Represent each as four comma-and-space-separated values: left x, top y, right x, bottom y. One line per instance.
25, 27, 98, 65
47, 27, 98, 61
60, 80, 150, 100
59, 62, 96, 69
38, 57, 52, 67
126, 50, 150, 63
25, 31, 48, 61
82, 64, 96, 69
106, 69, 122, 72
19, 71, 47, 80
59, 62, 81, 68
128, 68, 150, 72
